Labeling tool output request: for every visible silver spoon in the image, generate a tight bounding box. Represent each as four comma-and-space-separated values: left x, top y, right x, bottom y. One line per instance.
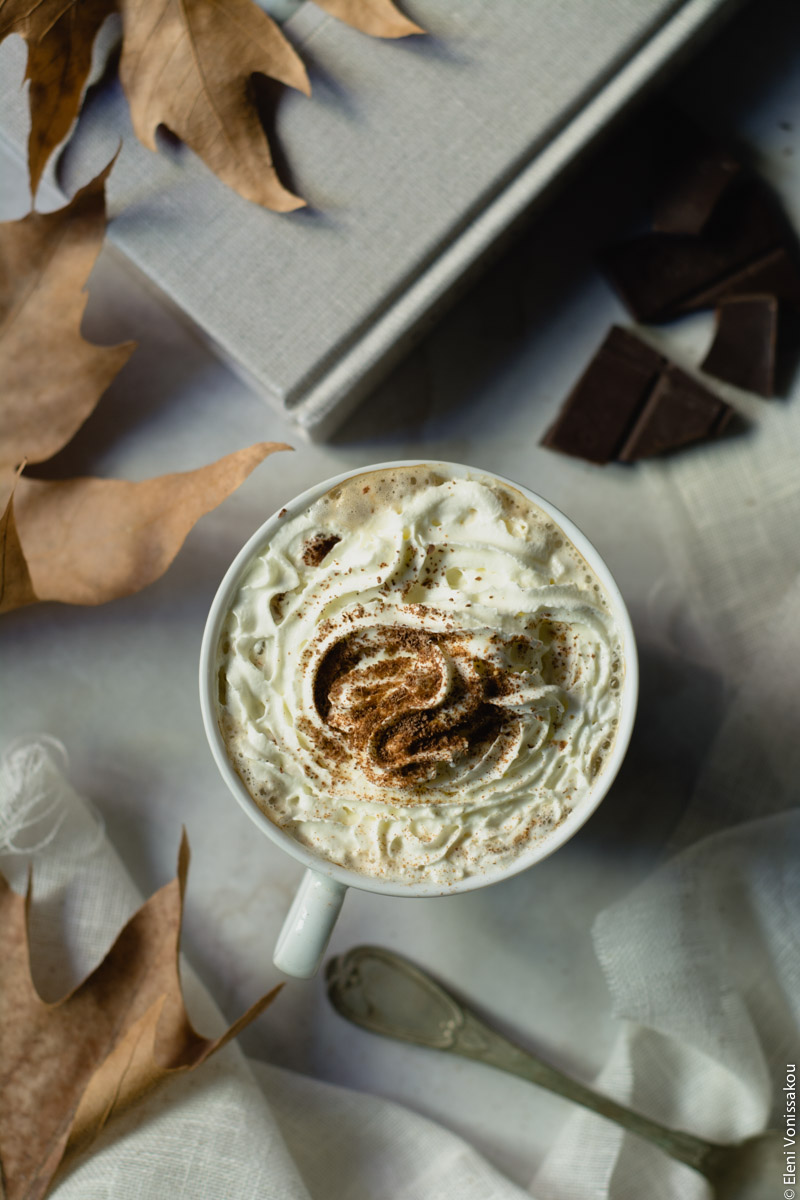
325, 945, 782, 1199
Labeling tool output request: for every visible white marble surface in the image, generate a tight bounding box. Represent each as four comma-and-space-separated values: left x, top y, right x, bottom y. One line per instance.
1, 1, 798, 1188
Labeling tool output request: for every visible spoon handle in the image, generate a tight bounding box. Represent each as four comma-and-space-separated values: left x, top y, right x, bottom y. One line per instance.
451, 1008, 712, 1172
326, 946, 715, 1177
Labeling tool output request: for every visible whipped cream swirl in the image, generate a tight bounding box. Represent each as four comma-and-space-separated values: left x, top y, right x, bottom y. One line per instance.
217, 467, 623, 884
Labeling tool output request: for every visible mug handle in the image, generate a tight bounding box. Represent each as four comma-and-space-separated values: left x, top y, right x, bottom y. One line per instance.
273, 869, 348, 978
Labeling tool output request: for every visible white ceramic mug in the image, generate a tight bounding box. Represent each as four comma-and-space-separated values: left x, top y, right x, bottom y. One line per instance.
199, 461, 638, 979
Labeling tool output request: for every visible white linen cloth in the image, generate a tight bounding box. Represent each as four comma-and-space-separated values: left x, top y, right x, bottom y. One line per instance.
533, 330, 800, 1194
532, 282, 800, 1193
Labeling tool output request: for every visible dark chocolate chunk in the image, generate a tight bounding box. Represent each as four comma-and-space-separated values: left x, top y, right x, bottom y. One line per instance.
688, 246, 800, 311
653, 147, 742, 236
541, 327, 734, 464
701, 295, 778, 396
617, 366, 732, 461
539, 327, 664, 463
600, 324, 665, 371
603, 180, 795, 323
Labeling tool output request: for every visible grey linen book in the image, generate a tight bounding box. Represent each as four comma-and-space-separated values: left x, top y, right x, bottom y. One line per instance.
0, 0, 736, 437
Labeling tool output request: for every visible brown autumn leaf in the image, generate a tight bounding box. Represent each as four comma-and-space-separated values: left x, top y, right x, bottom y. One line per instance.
0, 151, 292, 616
0, 0, 115, 197
313, 0, 423, 38
0, 441, 289, 610
0, 485, 37, 615
0, 0, 309, 208
1, 0, 422, 208
117, 0, 310, 212
0, 832, 282, 1200
0, 156, 135, 470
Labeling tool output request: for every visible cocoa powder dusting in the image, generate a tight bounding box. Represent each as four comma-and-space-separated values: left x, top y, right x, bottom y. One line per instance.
305, 623, 518, 792
302, 533, 341, 567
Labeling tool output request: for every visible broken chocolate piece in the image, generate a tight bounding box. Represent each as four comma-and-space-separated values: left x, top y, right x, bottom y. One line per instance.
688, 246, 800, 311
540, 327, 664, 463
604, 179, 796, 322
541, 326, 734, 464
701, 295, 778, 396
617, 366, 732, 461
653, 146, 742, 236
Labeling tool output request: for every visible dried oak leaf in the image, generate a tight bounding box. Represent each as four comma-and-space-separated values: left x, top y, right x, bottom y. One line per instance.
0, 0, 115, 197
0, 485, 37, 615
117, 0, 311, 211
0, 156, 135, 470
0, 441, 289, 609
313, 0, 423, 38
1, 0, 422, 209
0, 832, 282, 1200
0, 0, 309, 208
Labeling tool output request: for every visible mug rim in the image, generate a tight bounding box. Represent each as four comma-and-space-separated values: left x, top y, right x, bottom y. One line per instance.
199, 459, 639, 898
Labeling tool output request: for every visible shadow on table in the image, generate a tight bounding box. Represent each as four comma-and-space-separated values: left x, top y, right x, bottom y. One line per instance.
329, 101, 669, 449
